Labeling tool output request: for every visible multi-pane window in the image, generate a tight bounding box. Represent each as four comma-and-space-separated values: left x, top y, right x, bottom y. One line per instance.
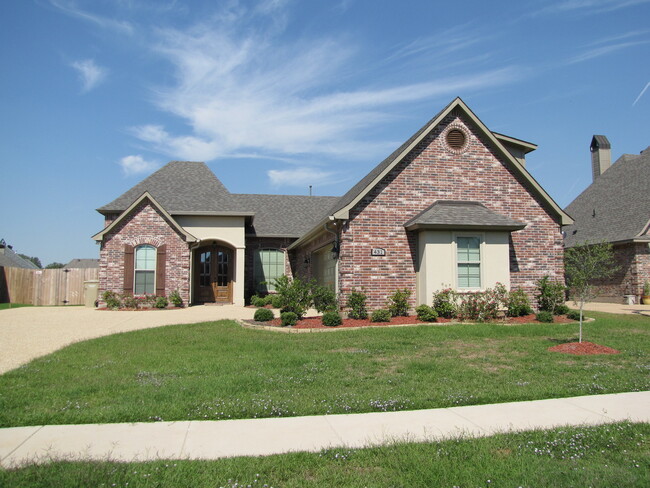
134, 245, 156, 295
254, 249, 284, 292
457, 236, 481, 289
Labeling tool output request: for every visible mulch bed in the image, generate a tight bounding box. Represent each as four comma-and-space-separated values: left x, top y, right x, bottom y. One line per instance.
258, 313, 575, 329
547, 341, 620, 355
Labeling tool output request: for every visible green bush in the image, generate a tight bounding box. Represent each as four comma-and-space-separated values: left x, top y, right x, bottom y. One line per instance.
415, 304, 437, 322
536, 310, 554, 323
432, 288, 457, 318
507, 288, 533, 317
567, 310, 584, 321
321, 311, 342, 327
456, 284, 508, 322
121, 294, 138, 309
281, 311, 298, 326
169, 289, 183, 307
254, 308, 274, 322
250, 295, 266, 307
102, 291, 121, 310
387, 288, 410, 317
312, 285, 338, 313
273, 275, 312, 319
155, 296, 168, 309
535, 276, 566, 314
270, 294, 283, 309
554, 304, 570, 316
346, 289, 368, 319
370, 309, 391, 323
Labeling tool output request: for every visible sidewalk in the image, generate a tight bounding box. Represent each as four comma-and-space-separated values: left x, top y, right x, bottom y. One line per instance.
1, 391, 648, 467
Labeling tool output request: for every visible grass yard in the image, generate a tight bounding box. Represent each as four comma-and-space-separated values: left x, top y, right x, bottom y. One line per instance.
0, 303, 32, 311
2, 422, 648, 487
0, 311, 648, 427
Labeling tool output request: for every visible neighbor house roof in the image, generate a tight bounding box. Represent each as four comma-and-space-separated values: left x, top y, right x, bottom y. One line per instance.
63, 259, 99, 269
404, 201, 527, 231
563, 147, 650, 247
0, 240, 40, 269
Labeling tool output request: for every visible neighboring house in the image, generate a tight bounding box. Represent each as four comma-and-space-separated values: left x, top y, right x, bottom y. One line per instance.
563, 136, 650, 302
93, 98, 571, 308
63, 259, 100, 269
0, 239, 40, 269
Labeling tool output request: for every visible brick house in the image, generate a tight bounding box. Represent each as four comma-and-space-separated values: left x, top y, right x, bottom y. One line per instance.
93, 98, 571, 308
563, 136, 650, 303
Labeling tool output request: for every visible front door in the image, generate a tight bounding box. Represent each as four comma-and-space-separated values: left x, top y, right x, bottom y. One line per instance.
195, 245, 233, 303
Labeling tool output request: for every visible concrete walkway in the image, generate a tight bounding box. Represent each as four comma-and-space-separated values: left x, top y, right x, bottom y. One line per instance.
570, 301, 650, 317
1, 391, 648, 467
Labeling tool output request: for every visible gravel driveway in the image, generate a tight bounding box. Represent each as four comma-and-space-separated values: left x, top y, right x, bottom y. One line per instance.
0, 305, 257, 374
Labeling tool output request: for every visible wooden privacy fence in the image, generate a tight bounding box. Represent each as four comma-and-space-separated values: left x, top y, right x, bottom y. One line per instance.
0, 266, 99, 306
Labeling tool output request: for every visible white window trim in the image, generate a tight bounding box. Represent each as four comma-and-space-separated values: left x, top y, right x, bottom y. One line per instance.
134, 244, 156, 296
453, 233, 484, 291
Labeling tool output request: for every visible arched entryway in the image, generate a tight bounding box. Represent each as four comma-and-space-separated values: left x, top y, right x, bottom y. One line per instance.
194, 243, 234, 303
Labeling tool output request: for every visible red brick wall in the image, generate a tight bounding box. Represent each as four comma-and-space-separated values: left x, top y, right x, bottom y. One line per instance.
98, 201, 191, 305
590, 242, 650, 302
334, 114, 564, 310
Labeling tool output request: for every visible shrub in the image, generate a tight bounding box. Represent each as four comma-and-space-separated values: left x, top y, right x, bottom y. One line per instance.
250, 295, 266, 308
270, 294, 283, 309
387, 288, 410, 317
273, 275, 312, 319
507, 288, 533, 317
415, 304, 437, 322
280, 311, 298, 326
567, 310, 584, 321
155, 296, 168, 309
312, 285, 338, 313
121, 294, 138, 309
169, 289, 183, 308
536, 310, 554, 323
536, 276, 566, 314
554, 304, 570, 316
346, 289, 368, 319
370, 309, 391, 323
102, 291, 122, 310
254, 308, 274, 322
322, 311, 342, 327
432, 288, 457, 318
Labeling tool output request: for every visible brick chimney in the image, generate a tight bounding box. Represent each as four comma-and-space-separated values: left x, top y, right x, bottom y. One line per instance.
590, 135, 611, 181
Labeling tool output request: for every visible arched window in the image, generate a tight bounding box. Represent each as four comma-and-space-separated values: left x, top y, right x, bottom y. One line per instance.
134, 244, 156, 295
254, 249, 284, 292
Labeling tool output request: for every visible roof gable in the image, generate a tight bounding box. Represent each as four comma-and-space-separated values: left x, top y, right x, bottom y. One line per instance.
404, 201, 526, 231
92, 192, 198, 242
327, 97, 572, 226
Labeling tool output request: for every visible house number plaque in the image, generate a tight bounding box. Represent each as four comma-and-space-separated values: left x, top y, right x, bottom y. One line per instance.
371, 248, 386, 256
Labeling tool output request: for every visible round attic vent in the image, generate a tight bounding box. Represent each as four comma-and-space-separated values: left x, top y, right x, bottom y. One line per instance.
446, 128, 466, 150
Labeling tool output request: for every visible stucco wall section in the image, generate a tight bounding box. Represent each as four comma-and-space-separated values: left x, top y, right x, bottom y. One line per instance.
338, 113, 564, 310
98, 201, 191, 304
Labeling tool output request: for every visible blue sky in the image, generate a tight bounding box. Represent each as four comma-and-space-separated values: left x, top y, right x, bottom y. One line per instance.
1, 0, 649, 266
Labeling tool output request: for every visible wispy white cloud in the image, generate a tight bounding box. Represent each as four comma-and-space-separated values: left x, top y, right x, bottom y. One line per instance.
534, 0, 650, 16
118, 155, 160, 176
70, 59, 107, 92
267, 167, 344, 188
128, 5, 518, 164
49, 0, 134, 35
633, 81, 650, 106
566, 31, 650, 64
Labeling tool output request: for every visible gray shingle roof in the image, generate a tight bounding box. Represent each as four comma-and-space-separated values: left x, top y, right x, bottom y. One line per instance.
0, 242, 40, 269
233, 194, 339, 237
563, 147, 650, 247
63, 259, 99, 269
404, 201, 526, 231
98, 161, 238, 214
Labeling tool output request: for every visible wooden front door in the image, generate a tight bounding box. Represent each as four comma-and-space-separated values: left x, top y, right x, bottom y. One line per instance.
195, 245, 233, 303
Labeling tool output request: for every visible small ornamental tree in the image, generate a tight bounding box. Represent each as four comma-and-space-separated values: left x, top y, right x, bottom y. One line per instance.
565, 242, 618, 342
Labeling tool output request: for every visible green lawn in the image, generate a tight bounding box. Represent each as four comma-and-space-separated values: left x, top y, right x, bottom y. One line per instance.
0, 303, 32, 311
2, 422, 648, 487
0, 311, 648, 428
